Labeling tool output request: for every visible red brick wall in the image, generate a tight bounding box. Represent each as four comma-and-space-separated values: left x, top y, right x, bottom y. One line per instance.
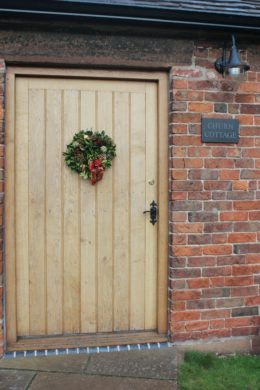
169, 44, 260, 349
0, 59, 5, 355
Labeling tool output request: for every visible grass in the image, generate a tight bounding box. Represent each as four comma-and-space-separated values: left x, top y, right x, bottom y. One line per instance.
178, 351, 260, 390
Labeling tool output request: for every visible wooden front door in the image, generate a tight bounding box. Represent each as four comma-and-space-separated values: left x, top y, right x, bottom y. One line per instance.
6, 68, 168, 351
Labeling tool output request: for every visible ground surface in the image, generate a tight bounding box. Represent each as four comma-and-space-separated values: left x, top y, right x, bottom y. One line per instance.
0, 347, 178, 389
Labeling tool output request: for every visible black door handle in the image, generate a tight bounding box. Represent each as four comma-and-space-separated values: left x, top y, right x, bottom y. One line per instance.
143, 201, 158, 225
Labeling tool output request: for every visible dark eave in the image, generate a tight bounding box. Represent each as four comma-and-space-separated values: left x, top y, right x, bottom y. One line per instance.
0, 0, 259, 31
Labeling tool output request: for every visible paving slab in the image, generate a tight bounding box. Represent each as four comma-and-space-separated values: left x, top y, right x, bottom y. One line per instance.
0, 354, 89, 374
86, 348, 177, 379
29, 372, 176, 390
0, 369, 35, 390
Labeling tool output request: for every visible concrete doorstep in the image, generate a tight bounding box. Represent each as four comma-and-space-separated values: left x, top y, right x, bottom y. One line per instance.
0, 348, 178, 389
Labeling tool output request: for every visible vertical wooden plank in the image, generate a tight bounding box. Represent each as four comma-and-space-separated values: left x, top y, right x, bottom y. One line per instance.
63, 90, 80, 334
157, 75, 169, 334
46, 89, 63, 335
15, 78, 30, 336
96, 90, 113, 332
5, 72, 17, 344
80, 90, 97, 333
145, 82, 158, 330
129, 92, 146, 330
28, 88, 46, 335
113, 92, 129, 331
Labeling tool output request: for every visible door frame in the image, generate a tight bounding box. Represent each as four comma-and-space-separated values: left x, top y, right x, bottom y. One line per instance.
5, 67, 169, 351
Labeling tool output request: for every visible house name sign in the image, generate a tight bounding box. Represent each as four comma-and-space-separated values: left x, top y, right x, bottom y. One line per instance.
202, 118, 239, 143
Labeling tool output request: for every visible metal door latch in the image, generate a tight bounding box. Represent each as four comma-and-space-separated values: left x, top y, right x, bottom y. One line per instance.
143, 200, 158, 225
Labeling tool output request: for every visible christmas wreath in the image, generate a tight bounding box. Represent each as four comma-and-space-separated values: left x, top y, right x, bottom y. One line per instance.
64, 129, 116, 185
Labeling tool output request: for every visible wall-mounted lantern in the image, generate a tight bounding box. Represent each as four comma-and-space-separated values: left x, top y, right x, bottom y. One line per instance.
215, 35, 250, 77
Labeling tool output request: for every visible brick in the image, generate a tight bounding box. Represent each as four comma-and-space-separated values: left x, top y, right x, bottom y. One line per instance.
171, 200, 202, 212
187, 278, 210, 289
201, 309, 230, 320
188, 80, 219, 91
185, 321, 209, 331
188, 170, 218, 180
232, 181, 249, 192
170, 146, 187, 158
227, 192, 254, 200
173, 246, 202, 257
172, 235, 187, 245
231, 286, 258, 297
220, 170, 240, 180
205, 201, 232, 212
170, 322, 185, 333
188, 191, 211, 200
210, 277, 225, 287
171, 211, 187, 222
234, 243, 260, 254
240, 126, 260, 136
214, 103, 227, 113
172, 114, 201, 125
173, 222, 203, 233
205, 159, 234, 169
234, 200, 260, 210
245, 254, 260, 264
187, 90, 204, 101
240, 170, 260, 180
188, 234, 211, 245
187, 299, 215, 310
170, 191, 187, 200
174, 268, 201, 279
210, 319, 225, 329
174, 290, 201, 301
183, 158, 203, 168
235, 94, 255, 103
220, 212, 248, 221
171, 170, 187, 180
216, 298, 243, 308
232, 307, 259, 317
188, 212, 218, 223
203, 245, 232, 256
232, 327, 259, 337
203, 266, 231, 277
188, 257, 216, 267
240, 104, 260, 114
173, 90, 188, 101
172, 180, 202, 191
212, 234, 227, 244
189, 102, 213, 113
173, 79, 188, 89
188, 147, 210, 157
244, 296, 260, 306
225, 317, 260, 328
205, 222, 232, 233
202, 288, 230, 298
225, 276, 254, 286
242, 148, 260, 158
228, 233, 256, 243
205, 92, 234, 102
233, 264, 260, 276
236, 115, 254, 125
172, 311, 200, 322
217, 255, 245, 266
228, 104, 240, 114
235, 158, 254, 168
204, 181, 231, 191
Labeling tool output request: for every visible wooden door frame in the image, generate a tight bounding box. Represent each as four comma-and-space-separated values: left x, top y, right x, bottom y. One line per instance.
5, 67, 169, 351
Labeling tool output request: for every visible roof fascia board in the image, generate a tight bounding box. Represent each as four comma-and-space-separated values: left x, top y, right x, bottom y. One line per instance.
0, 1, 259, 31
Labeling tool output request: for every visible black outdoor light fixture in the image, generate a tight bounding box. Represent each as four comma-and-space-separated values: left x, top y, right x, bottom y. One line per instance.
215, 35, 250, 77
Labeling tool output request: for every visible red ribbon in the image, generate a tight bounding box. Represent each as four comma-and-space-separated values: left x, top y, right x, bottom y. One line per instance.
88, 159, 104, 185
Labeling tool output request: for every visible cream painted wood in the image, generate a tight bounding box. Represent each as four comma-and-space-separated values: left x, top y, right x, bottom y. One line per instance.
6, 68, 168, 349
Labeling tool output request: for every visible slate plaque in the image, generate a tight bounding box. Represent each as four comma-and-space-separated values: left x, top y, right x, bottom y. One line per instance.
202, 118, 239, 143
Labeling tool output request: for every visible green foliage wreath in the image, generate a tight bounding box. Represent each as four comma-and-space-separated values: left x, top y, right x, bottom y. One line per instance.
64, 129, 116, 184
